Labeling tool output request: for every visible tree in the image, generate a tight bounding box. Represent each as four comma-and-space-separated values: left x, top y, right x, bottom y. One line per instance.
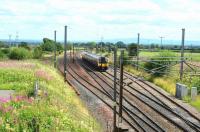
128, 43, 137, 56
19, 42, 30, 50
41, 38, 54, 51
0, 41, 6, 48
56, 42, 63, 52
115, 41, 125, 48
87, 42, 96, 51
33, 46, 43, 59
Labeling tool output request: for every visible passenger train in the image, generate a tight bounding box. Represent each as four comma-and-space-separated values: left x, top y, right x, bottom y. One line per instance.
81, 52, 108, 71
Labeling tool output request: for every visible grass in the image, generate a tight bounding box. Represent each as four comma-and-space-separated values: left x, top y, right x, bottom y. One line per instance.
125, 65, 176, 95
0, 60, 101, 131
190, 96, 200, 111
124, 63, 200, 111
153, 77, 176, 95
139, 51, 200, 61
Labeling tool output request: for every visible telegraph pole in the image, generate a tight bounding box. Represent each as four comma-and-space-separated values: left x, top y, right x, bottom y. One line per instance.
15, 32, 19, 47
137, 33, 140, 70
64, 26, 67, 81
101, 36, 103, 56
119, 50, 124, 123
73, 43, 75, 63
159, 36, 164, 49
9, 35, 12, 47
96, 43, 98, 53
113, 47, 117, 132
54, 30, 57, 68
180, 28, 185, 81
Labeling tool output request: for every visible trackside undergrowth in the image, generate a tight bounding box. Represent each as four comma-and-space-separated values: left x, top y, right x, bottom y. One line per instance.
0, 60, 101, 131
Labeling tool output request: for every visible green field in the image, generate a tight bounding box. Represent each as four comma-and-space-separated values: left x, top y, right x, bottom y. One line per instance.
139, 51, 200, 61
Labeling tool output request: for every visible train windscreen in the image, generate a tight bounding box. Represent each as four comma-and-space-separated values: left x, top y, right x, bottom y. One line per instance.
99, 57, 107, 63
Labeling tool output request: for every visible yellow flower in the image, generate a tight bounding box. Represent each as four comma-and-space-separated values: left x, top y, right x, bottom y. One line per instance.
38, 90, 42, 96
5, 123, 10, 130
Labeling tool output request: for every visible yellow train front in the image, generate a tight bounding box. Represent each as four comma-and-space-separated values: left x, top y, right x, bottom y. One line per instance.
81, 52, 108, 71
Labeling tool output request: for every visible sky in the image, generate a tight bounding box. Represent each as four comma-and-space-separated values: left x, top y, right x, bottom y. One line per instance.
0, 0, 200, 42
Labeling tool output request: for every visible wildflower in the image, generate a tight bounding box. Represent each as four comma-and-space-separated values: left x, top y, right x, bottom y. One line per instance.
35, 69, 53, 81
0, 117, 2, 125
38, 90, 42, 96
0, 97, 10, 103
3, 106, 13, 113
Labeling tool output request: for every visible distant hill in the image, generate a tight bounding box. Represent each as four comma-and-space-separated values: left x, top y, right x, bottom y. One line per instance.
1, 38, 200, 46
101, 38, 200, 46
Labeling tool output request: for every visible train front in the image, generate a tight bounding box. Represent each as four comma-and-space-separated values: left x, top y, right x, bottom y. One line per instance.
98, 57, 108, 71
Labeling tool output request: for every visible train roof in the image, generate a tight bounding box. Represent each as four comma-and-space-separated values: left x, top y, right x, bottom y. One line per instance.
82, 52, 105, 59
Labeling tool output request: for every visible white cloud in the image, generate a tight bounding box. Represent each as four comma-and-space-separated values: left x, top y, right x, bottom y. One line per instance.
0, 0, 200, 41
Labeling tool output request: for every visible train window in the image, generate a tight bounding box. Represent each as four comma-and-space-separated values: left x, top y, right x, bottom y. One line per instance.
99, 57, 107, 63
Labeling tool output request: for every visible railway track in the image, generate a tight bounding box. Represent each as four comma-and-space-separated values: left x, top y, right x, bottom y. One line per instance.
104, 66, 200, 131
78, 59, 182, 131
66, 64, 137, 131
108, 66, 200, 123
58, 58, 138, 131
77, 58, 164, 132
58, 54, 200, 132
78, 55, 200, 131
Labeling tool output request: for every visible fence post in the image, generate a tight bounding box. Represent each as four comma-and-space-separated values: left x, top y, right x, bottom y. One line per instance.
180, 28, 185, 81
34, 81, 39, 97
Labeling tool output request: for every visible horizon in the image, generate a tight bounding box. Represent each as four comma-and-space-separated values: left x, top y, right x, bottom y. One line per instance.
1, 37, 200, 46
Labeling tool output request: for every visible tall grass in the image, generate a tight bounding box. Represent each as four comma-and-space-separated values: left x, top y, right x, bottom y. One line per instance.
0, 61, 101, 131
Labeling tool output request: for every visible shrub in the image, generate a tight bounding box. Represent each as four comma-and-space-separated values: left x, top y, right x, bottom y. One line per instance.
118, 51, 129, 66
144, 50, 176, 76
191, 78, 200, 94
1, 48, 10, 55
0, 50, 4, 59
19, 42, 31, 50
9, 48, 31, 60
128, 43, 137, 56
33, 47, 43, 59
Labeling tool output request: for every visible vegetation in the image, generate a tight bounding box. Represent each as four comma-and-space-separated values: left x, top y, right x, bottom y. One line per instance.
0, 61, 101, 131
41, 38, 54, 51
33, 47, 43, 59
144, 50, 176, 76
9, 48, 31, 60
128, 43, 138, 56
0, 41, 8, 48
1, 48, 10, 55
41, 38, 63, 52
190, 96, 200, 111
191, 78, 200, 94
0, 50, 5, 59
18, 42, 31, 50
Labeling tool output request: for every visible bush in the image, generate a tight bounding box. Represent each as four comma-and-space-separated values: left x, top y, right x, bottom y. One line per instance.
1, 48, 10, 55
0, 50, 4, 59
128, 43, 137, 56
191, 78, 200, 94
33, 47, 43, 59
118, 51, 129, 66
19, 42, 31, 50
9, 48, 31, 60
41, 38, 54, 51
144, 50, 176, 76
